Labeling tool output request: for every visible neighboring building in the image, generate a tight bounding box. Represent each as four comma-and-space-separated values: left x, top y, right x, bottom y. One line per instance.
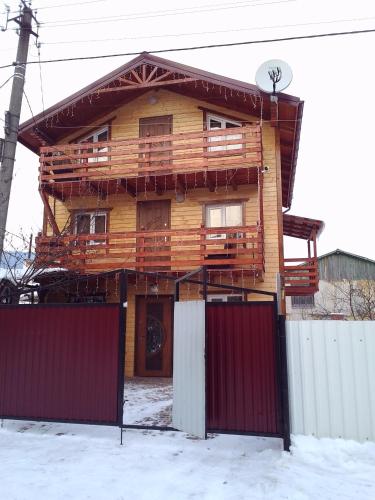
287, 249, 375, 320
18, 53, 323, 376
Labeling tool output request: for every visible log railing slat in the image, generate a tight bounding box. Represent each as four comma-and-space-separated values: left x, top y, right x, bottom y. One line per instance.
35, 225, 264, 273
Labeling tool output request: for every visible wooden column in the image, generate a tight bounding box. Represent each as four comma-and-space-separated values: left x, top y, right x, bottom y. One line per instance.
39, 189, 60, 236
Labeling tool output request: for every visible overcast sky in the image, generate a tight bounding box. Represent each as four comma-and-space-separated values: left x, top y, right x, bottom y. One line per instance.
1, 0, 374, 259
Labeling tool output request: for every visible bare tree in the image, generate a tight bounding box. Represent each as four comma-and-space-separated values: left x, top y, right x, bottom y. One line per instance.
313, 279, 375, 320
0, 220, 73, 303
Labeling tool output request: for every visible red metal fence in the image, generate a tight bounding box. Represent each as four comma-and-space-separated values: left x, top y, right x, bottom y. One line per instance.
0, 304, 122, 425
206, 302, 282, 435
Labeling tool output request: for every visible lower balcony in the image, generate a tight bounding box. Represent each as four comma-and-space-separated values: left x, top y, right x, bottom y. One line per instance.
283, 257, 319, 296
35, 225, 264, 277
282, 214, 324, 297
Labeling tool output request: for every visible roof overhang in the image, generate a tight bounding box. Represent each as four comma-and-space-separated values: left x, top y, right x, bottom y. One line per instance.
18, 52, 303, 208
283, 213, 324, 240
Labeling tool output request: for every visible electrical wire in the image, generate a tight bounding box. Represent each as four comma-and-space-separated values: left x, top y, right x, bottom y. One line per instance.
22, 89, 40, 131
1, 26, 375, 70
33, 0, 106, 10
37, 43, 45, 113
0, 74, 13, 89
38, 15, 375, 46
39, 0, 293, 28
0, 0, 106, 15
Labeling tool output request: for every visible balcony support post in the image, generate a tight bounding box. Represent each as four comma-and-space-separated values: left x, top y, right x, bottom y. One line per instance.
39, 188, 60, 236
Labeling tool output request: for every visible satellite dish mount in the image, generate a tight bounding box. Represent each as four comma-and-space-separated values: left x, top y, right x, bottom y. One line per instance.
268, 66, 282, 95
255, 60, 293, 101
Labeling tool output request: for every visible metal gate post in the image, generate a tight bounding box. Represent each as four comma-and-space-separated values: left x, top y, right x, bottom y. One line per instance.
118, 271, 127, 444
278, 314, 291, 451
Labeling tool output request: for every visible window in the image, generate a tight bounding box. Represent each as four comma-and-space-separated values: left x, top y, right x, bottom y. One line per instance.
207, 113, 242, 152
207, 294, 244, 302
291, 295, 315, 308
75, 211, 107, 245
79, 126, 109, 163
205, 202, 243, 239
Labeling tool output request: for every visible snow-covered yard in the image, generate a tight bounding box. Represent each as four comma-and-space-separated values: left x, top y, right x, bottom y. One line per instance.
124, 377, 172, 426
1, 378, 374, 499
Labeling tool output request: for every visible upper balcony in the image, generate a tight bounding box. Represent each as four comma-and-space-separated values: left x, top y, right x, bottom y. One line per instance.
39, 124, 262, 199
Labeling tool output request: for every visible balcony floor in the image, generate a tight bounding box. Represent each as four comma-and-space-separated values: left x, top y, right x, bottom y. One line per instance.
41, 167, 258, 201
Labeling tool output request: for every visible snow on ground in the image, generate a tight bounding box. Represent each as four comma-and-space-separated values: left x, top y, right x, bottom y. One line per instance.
1, 378, 374, 499
123, 377, 172, 426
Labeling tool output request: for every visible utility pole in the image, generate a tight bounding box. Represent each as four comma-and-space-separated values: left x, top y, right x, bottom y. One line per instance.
0, 3, 35, 256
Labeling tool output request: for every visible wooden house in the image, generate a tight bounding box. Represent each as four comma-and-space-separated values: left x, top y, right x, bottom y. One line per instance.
18, 53, 323, 377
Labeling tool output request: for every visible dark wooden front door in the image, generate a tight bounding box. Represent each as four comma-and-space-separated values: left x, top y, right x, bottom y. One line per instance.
135, 296, 173, 377
137, 200, 171, 270
139, 115, 172, 170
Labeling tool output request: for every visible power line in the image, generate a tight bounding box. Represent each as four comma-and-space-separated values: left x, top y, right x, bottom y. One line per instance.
36, 43, 45, 113
23, 90, 37, 126
33, 0, 106, 10
0, 0, 106, 15
1, 26, 375, 70
0, 74, 13, 89
37, 0, 295, 28
38, 15, 375, 46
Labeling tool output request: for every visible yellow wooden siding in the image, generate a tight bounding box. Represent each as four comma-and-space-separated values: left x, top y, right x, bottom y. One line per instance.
45, 89, 282, 376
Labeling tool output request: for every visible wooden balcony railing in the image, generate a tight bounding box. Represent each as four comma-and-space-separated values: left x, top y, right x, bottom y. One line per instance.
39, 124, 262, 185
35, 225, 264, 274
283, 257, 319, 296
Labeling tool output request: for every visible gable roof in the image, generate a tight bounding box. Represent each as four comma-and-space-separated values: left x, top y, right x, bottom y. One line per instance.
18, 52, 303, 208
318, 249, 375, 264
317, 249, 375, 281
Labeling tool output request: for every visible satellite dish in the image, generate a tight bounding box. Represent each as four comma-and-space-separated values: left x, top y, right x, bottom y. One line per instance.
255, 59, 293, 94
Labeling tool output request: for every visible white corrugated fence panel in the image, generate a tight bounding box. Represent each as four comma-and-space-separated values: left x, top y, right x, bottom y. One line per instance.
172, 301, 205, 438
287, 321, 375, 442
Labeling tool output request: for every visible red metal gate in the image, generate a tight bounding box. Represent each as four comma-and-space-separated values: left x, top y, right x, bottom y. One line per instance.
206, 302, 282, 436
0, 303, 123, 426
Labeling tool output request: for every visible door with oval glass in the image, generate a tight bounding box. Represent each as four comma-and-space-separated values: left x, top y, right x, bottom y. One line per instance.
135, 295, 173, 377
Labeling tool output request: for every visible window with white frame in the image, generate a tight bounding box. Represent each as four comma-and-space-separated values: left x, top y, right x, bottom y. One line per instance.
207, 294, 244, 302
75, 211, 107, 245
205, 202, 243, 239
79, 126, 109, 163
207, 113, 242, 152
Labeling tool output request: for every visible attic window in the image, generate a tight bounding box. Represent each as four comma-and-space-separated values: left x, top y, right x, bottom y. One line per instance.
207, 113, 242, 152
79, 126, 109, 163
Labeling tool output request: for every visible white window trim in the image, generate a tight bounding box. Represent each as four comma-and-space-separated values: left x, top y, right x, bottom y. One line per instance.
205, 202, 243, 240
79, 126, 109, 163
75, 211, 107, 245
207, 113, 242, 152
